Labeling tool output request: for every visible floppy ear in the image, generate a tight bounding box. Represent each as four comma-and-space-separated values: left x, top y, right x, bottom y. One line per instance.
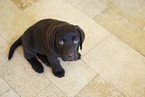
75, 25, 85, 50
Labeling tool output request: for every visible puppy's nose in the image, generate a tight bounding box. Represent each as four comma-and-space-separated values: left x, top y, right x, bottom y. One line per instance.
68, 52, 74, 57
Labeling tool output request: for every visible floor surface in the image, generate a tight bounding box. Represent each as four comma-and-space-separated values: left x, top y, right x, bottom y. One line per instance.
0, 0, 145, 97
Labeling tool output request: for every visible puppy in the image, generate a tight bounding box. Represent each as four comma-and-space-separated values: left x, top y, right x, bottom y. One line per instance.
8, 19, 85, 78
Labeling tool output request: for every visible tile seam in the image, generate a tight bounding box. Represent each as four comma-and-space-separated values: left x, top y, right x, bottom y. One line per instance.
100, 2, 145, 28
74, 74, 99, 97
63, 0, 109, 19
34, 82, 52, 97
93, 17, 145, 57
0, 76, 21, 97
43, 74, 68, 97
0, 85, 11, 97
82, 34, 111, 58
81, 59, 128, 97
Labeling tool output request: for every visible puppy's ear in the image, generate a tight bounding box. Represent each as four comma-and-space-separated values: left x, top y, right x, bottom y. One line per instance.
75, 25, 85, 50
48, 25, 62, 50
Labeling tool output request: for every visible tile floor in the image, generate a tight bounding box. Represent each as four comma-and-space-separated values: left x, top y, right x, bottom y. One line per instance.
0, 0, 145, 97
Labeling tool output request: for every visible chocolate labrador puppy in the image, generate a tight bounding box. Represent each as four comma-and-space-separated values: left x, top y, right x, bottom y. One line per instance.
8, 19, 85, 78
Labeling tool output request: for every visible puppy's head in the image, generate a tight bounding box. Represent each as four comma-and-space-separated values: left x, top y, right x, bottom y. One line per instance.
52, 25, 85, 61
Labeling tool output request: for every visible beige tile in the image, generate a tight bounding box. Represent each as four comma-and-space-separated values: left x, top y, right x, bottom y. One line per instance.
0, 36, 9, 66
101, 0, 145, 27
83, 35, 145, 97
63, 0, 108, 18
24, 0, 110, 55
36, 83, 66, 97
1, 89, 19, 97
11, 0, 39, 9
0, 52, 51, 97
17, 46, 24, 56
0, 77, 10, 95
143, 26, 145, 31
0, 0, 35, 42
43, 59, 97, 97
94, 8, 145, 56
76, 75, 125, 97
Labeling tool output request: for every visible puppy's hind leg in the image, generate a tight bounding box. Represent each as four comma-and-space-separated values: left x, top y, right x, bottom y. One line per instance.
24, 51, 44, 73
27, 57, 44, 73
37, 53, 50, 66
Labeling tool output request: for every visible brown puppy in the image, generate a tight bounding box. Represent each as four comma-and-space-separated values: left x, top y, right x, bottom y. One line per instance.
8, 19, 85, 78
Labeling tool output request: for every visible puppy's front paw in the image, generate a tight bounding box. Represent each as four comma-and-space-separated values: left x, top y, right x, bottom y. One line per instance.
53, 68, 65, 78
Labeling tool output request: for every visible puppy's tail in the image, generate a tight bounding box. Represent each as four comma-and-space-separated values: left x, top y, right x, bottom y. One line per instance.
8, 37, 22, 60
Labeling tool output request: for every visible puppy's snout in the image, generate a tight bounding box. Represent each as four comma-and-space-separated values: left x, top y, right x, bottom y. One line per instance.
67, 51, 74, 57
68, 53, 74, 57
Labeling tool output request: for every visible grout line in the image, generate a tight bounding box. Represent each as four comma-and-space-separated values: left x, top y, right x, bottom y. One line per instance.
97, 74, 128, 97
99, 1, 144, 28
93, 7, 108, 20
62, 0, 109, 20
11, 88, 21, 97
81, 60, 128, 97
60, 0, 89, 18
51, 82, 68, 97
34, 83, 52, 97
0, 87, 11, 97
0, 34, 10, 44
74, 74, 99, 97
43, 74, 68, 97
33, 73, 52, 97
0, 77, 21, 97
93, 16, 145, 57
110, 7, 144, 29
0, 61, 8, 67
82, 34, 111, 58
93, 9, 145, 57
81, 59, 101, 79
110, 34, 145, 58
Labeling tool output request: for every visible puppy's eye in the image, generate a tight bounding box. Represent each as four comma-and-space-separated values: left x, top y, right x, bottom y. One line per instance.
58, 40, 64, 45
73, 38, 79, 44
